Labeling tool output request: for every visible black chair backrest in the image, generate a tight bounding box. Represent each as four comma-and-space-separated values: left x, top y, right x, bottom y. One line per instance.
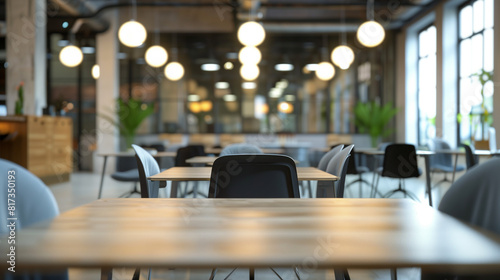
175, 145, 206, 166
116, 156, 138, 172
209, 154, 300, 198
132, 144, 161, 198
382, 144, 420, 179
459, 143, 478, 170
336, 154, 351, 198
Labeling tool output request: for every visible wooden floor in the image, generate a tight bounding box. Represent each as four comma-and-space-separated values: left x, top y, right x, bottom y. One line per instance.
48, 157, 467, 279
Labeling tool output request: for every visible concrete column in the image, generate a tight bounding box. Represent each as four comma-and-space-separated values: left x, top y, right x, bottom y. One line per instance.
94, 10, 119, 173
494, 1, 500, 146
6, 0, 46, 115
395, 31, 406, 143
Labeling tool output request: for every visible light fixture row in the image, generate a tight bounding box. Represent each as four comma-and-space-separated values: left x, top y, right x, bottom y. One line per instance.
61, 17, 384, 83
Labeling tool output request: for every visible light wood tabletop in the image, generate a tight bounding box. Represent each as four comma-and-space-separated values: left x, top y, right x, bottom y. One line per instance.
5, 198, 500, 275
205, 147, 286, 154
149, 166, 338, 182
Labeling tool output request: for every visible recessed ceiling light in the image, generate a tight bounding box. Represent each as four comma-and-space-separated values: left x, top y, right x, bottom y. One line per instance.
223, 94, 237, 102
305, 64, 319, 71
242, 82, 257, 89
275, 64, 294, 71
215, 82, 230, 89
117, 53, 128, 60
57, 40, 69, 47
284, 95, 295, 101
62, 22, 69, 29
226, 52, 238, 59
81, 47, 95, 54
201, 63, 220, 71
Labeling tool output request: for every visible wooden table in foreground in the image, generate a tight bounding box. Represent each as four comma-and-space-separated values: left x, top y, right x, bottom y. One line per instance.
149, 167, 338, 198
5, 198, 500, 277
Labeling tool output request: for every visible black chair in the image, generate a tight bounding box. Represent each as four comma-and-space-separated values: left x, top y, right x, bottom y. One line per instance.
375, 144, 421, 201
209, 154, 301, 280
343, 147, 372, 197
111, 156, 141, 197
459, 143, 478, 170
422, 158, 500, 280
175, 145, 207, 197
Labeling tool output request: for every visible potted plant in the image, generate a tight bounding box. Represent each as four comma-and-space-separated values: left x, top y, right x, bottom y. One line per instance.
14, 82, 24, 115
353, 101, 399, 147
101, 97, 154, 150
469, 69, 493, 149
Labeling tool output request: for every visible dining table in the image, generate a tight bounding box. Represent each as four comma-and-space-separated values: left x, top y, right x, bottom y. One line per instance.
4, 198, 500, 279
149, 166, 338, 198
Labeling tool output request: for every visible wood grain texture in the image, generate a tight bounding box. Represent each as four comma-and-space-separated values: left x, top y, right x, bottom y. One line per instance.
4, 198, 500, 273
149, 167, 338, 181
186, 155, 297, 165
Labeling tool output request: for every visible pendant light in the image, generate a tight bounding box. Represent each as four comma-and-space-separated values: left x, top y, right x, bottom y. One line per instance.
331, 8, 355, 70
240, 64, 260, 81
238, 46, 262, 65
59, 45, 83, 67
164, 36, 184, 81
145, 8, 168, 67
316, 38, 335, 81
237, 21, 266, 47
118, 0, 147, 48
357, 0, 385, 48
91, 64, 100, 79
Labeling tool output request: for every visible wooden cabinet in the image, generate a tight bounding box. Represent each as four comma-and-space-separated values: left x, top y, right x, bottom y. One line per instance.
0, 115, 73, 184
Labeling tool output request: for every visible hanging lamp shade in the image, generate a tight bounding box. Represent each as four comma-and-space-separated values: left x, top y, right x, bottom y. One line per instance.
315, 62, 335, 81
240, 64, 260, 81
59, 45, 83, 67
331, 45, 355, 70
164, 62, 184, 81
91, 64, 100, 79
145, 45, 168, 67
237, 21, 266, 46
118, 20, 147, 47
238, 46, 262, 65
357, 20, 385, 48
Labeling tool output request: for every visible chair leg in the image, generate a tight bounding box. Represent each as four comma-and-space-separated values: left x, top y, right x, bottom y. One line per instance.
391, 268, 398, 280
269, 267, 284, 280
131, 268, 140, 280
209, 268, 217, 280
249, 268, 255, 280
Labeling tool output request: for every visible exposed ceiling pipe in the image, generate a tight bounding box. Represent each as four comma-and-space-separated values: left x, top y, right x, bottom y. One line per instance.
263, 23, 359, 33
52, 0, 109, 33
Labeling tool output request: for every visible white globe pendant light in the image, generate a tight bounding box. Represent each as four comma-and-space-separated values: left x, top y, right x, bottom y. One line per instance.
59, 45, 83, 67
331, 45, 355, 70
316, 62, 335, 81
145, 45, 168, 67
240, 64, 260, 81
164, 62, 184, 81
357, 20, 385, 48
91, 64, 100, 79
238, 46, 261, 65
237, 21, 266, 46
118, 20, 147, 47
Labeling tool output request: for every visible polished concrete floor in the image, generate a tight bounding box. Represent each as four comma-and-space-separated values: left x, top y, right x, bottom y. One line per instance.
48, 156, 468, 280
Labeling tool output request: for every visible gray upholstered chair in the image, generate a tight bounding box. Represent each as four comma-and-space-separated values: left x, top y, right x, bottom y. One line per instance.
422, 158, 500, 280
0, 159, 67, 280
317, 144, 344, 171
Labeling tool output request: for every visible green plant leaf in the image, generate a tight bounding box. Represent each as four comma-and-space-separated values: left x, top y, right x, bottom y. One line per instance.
353, 101, 399, 147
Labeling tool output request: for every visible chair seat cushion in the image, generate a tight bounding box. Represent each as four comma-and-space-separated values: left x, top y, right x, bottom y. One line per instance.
431, 164, 466, 173
111, 169, 140, 181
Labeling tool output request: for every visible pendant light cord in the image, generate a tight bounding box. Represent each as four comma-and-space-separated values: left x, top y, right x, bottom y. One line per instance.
367, 0, 374, 21
132, 0, 137, 21
341, 8, 346, 45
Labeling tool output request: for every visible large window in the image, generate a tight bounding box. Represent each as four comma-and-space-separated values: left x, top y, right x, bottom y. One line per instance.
417, 25, 437, 145
458, 0, 494, 143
